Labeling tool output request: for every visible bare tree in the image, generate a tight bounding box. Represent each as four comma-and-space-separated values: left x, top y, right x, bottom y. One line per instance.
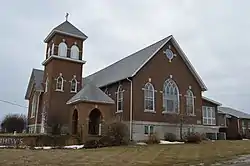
1, 114, 27, 133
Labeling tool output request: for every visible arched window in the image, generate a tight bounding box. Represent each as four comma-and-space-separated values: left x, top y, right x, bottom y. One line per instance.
70, 45, 80, 60
47, 47, 51, 57
51, 43, 55, 55
58, 42, 67, 57
186, 89, 195, 115
45, 78, 49, 93
163, 78, 179, 113
144, 82, 155, 112
70, 78, 77, 93
56, 75, 64, 91
31, 93, 37, 118
116, 85, 124, 112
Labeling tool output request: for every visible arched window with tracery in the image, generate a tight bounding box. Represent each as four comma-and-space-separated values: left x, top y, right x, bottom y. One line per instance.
56, 74, 64, 91
185, 89, 195, 115
163, 78, 179, 113
116, 85, 124, 112
144, 82, 155, 112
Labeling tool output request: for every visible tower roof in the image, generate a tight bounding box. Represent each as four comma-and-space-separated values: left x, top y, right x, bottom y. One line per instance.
44, 20, 88, 43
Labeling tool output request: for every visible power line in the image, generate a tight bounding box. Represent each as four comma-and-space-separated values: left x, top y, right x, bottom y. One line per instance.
0, 99, 28, 109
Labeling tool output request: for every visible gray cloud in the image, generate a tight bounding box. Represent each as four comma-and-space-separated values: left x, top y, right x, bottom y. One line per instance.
0, 0, 249, 119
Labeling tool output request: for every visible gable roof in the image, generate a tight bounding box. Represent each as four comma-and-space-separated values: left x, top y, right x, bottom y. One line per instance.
202, 96, 222, 106
66, 79, 115, 105
218, 107, 250, 119
85, 35, 207, 91
44, 21, 88, 43
24, 69, 44, 100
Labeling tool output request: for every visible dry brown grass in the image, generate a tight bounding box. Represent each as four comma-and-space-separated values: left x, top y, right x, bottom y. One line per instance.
0, 140, 250, 166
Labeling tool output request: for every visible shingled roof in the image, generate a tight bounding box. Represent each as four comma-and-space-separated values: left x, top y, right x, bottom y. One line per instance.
44, 20, 88, 43
84, 35, 207, 91
218, 107, 250, 119
67, 79, 115, 105
25, 35, 208, 102
24, 68, 44, 99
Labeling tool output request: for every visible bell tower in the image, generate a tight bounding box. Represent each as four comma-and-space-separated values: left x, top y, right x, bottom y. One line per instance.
41, 14, 87, 132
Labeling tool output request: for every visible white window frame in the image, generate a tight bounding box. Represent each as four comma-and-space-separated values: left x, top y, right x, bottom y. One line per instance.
58, 41, 67, 57
55, 74, 64, 92
51, 43, 55, 55
45, 78, 49, 93
70, 77, 78, 93
143, 82, 155, 112
31, 93, 37, 118
70, 45, 80, 60
162, 78, 180, 114
202, 106, 216, 125
185, 89, 195, 116
47, 47, 51, 57
116, 85, 124, 113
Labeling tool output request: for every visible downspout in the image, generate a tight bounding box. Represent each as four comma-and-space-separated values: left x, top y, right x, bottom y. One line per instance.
126, 78, 133, 141
34, 91, 41, 133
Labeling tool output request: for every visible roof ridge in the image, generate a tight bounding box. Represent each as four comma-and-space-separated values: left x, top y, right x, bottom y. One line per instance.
85, 35, 172, 78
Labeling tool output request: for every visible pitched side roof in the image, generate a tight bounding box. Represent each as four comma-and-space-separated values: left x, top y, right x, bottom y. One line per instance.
24, 69, 44, 100
67, 79, 115, 105
44, 21, 88, 42
218, 107, 250, 119
85, 35, 207, 90
202, 96, 222, 106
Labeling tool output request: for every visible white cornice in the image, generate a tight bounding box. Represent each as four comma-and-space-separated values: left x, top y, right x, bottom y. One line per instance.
42, 55, 86, 66
44, 30, 87, 43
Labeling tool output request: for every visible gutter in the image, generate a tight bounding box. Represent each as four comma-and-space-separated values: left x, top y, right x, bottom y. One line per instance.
126, 78, 133, 141
34, 91, 41, 133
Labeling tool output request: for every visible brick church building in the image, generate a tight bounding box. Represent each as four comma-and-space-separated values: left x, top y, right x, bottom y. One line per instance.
25, 18, 222, 141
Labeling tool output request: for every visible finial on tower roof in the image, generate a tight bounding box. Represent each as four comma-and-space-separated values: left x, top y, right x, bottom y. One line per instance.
65, 13, 69, 21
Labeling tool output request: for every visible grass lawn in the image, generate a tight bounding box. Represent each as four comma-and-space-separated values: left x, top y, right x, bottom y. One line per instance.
0, 140, 250, 166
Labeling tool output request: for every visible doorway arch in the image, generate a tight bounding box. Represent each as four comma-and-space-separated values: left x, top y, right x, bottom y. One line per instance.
72, 109, 78, 135
88, 108, 102, 135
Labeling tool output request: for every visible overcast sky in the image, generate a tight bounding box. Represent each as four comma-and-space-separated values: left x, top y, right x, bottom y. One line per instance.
0, 0, 249, 119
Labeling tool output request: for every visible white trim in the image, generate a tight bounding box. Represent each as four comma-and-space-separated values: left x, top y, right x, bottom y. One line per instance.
144, 110, 156, 113
55, 74, 65, 92
45, 78, 48, 93
116, 85, 124, 113
162, 78, 180, 113
202, 106, 216, 125
70, 77, 78, 93
42, 55, 86, 66
131, 35, 207, 91
185, 89, 195, 116
30, 92, 37, 118
171, 37, 207, 91
202, 96, 222, 106
126, 78, 133, 141
44, 29, 87, 43
143, 82, 155, 112
66, 98, 114, 105
34, 91, 41, 133
132, 37, 171, 76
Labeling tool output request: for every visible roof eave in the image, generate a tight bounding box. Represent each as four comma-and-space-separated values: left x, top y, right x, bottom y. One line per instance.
42, 55, 86, 66
131, 36, 172, 77
44, 30, 88, 43
66, 99, 115, 105
170, 37, 208, 91
202, 96, 222, 106
130, 35, 207, 91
